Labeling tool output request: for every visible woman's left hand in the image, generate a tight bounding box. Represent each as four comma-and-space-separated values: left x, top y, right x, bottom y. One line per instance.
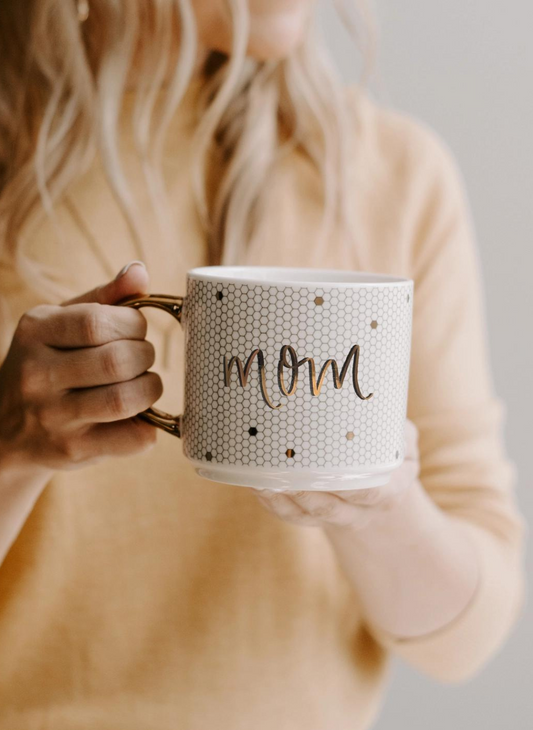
255, 419, 420, 530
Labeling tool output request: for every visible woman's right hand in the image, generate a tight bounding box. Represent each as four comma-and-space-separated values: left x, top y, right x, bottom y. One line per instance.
0, 262, 162, 476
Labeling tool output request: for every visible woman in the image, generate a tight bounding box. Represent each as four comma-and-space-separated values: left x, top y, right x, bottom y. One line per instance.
0, 1, 525, 728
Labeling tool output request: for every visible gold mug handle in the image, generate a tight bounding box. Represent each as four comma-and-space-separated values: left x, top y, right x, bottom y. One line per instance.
119, 294, 184, 438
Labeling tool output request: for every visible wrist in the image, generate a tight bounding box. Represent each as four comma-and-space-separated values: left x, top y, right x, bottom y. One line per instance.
324, 478, 443, 545
0, 449, 53, 495
323, 479, 480, 638
0, 451, 52, 567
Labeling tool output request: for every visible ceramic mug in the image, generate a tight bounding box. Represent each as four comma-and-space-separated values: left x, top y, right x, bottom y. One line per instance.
121, 266, 414, 491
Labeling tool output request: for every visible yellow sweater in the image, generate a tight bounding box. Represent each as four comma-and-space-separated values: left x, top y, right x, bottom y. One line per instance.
0, 85, 525, 729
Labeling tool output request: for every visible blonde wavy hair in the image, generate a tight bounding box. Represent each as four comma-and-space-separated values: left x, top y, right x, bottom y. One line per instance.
0, 0, 374, 301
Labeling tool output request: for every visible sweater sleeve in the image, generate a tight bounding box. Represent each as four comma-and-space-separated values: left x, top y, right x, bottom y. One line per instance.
367, 117, 526, 683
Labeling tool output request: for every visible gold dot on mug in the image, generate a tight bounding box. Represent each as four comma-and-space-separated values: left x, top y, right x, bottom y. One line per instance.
286, 448, 296, 458
205, 452, 213, 461
395, 450, 400, 459
314, 296, 324, 306
370, 320, 378, 329
407, 293, 410, 303
346, 431, 355, 441
216, 291, 224, 301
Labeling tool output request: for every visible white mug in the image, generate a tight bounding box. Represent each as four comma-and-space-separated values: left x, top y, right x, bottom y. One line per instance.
121, 266, 414, 491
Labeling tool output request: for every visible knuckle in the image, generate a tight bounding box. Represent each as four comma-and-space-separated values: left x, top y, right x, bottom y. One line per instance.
19, 358, 45, 396
295, 492, 336, 518
33, 402, 57, 432
265, 493, 299, 517
16, 306, 49, 342
100, 305, 123, 338
310, 502, 337, 520
292, 490, 315, 507
105, 385, 129, 419
57, 436, 84, 465
101, 345, 123, 381
81, 305, 108, 345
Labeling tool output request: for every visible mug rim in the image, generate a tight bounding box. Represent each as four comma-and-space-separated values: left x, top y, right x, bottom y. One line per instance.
188, 266, 412, 288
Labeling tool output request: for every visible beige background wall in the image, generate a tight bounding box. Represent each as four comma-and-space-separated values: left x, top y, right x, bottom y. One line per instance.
319, 1, 533, 727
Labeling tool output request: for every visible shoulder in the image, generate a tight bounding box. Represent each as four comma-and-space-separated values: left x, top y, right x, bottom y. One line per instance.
340, 87, 475, 278
344, 86, 467, 210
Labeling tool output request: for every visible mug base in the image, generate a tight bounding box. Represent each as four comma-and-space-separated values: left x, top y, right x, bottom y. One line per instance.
192, 462, 400, 491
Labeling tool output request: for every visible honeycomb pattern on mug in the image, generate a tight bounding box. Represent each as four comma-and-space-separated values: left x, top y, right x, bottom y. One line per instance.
182, 277, 413, 470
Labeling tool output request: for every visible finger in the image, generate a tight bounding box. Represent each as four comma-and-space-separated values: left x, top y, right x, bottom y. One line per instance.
256, 491, 312, 523
28, 303, 148, 349
331, 458, 420, 507
63, 372, 163, 425
404, 419, 419, 460
287, 490, 361, 526
70, 417, 158, 464
328, 487, 386, 507
52, 339, 156, 389
390, 457, 420, 493
62, 261, 149, 306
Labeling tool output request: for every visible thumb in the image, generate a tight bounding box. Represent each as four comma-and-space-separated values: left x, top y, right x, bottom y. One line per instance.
62, 261, 150, 307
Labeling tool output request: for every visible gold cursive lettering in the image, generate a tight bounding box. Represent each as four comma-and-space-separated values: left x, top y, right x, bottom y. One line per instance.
224, 344, 373, 410
277, 345, 299, 396
297, 344, 373, 399
224, 350, 282, 410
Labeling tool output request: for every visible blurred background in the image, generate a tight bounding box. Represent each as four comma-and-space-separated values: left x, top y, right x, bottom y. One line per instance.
319, 1, 532, 727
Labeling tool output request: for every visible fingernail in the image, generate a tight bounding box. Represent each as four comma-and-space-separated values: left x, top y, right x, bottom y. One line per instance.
115, 260, 146, 280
